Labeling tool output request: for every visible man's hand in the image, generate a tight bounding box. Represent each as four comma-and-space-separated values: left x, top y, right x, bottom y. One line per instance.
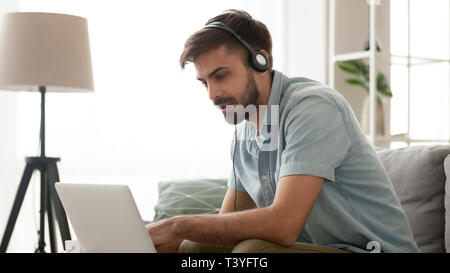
145, 217, 184, 253
152, 238, 184, 253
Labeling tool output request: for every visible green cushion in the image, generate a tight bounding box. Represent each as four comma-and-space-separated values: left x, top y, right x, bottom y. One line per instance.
153, 178, 228, 222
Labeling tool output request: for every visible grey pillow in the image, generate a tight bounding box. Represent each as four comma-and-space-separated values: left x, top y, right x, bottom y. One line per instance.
444, 155, 450, 252
153, 178, 227, 222
375, 145, 450, 253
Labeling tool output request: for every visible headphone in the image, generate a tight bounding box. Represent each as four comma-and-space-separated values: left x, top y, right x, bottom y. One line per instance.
204, 22, 269, 73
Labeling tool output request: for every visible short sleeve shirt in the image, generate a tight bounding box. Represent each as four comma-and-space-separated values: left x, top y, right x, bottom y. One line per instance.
228, 70, 419, 253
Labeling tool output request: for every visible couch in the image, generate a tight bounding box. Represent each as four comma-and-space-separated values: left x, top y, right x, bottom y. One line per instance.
152, 145, 450, 253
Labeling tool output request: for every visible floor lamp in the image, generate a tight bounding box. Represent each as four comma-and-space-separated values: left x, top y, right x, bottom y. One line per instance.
0, 12, 94, 253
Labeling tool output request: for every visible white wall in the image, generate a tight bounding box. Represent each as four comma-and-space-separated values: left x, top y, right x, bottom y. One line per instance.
241, 0, 328, 82
0, 0, 19, 204
0, 0, 34, 253
285, 0, 328, 82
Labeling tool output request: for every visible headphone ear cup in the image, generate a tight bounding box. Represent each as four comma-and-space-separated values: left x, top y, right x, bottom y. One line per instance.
251, 51, 269, 72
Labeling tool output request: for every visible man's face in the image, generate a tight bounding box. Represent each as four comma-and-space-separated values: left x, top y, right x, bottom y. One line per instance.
195, 45, 260, 124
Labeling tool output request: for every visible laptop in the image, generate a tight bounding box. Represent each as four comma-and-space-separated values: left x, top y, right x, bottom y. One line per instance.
55, 183, 157, 253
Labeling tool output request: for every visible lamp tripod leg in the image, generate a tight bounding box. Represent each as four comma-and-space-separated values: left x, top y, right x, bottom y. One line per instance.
46, 173, 56, 253
47, 163, 72, 248
0, 163, 34, 253
35, 167, 47, 253
1, 158, 71, 253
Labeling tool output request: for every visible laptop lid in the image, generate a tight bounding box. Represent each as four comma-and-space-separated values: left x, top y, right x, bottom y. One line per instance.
55, 183, 156, 253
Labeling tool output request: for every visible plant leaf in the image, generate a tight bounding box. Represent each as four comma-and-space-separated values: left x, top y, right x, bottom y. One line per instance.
337, 59, 393, 99
345, 78, 369, 92
376, 73, 393, 98
337, 62, 359, 75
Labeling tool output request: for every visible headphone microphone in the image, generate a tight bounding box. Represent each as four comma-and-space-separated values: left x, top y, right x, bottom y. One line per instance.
232, 125, 238, 212
204, 22, 269, 73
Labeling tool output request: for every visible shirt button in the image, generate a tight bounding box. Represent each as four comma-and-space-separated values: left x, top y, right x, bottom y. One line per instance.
261, 174, 267, 181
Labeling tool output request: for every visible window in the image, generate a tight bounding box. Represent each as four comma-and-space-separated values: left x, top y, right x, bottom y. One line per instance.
390, 0, 450, 146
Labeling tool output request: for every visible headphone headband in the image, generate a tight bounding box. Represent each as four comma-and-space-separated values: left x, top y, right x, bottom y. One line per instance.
205, 22, 256, 55
204, 21, 269, 72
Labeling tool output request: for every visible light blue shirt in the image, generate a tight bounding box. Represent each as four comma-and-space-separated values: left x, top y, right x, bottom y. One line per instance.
228, 70, 419, 253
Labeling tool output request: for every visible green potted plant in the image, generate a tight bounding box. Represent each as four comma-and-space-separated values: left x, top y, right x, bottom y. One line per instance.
337, 59, 393, 135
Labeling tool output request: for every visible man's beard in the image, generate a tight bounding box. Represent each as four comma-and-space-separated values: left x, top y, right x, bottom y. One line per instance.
224, 70, 260, 125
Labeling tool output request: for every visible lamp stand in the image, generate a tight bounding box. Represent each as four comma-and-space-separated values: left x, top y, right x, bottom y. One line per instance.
0, 86, 71, 253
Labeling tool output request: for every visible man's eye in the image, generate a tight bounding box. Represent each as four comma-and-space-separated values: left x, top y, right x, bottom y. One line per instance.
216, 74, 225, 80
201, 81, 207, 87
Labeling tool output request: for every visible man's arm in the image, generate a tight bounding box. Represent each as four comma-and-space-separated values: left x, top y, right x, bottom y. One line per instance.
147, 174, 324, 248
219, 188, 256, 214
147, 188, 255, 252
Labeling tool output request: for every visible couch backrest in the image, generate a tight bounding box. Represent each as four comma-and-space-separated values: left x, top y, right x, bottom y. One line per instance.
375, 145, 450, 253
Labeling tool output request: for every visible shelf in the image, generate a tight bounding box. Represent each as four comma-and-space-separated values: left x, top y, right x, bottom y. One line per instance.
331, 0, 450, 147
332, 51, 372, 62
391, 55, 450, 66
335, 53, 450, 66
329, 0, 378, 146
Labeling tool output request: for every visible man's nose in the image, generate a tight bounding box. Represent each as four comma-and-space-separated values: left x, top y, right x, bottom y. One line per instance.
208, 85, 221, 102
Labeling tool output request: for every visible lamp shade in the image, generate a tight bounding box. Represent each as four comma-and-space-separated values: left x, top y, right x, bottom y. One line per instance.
0, 12, 94, 92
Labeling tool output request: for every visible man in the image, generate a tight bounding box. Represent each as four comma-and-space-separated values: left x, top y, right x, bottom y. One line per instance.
146, 9, 419, 253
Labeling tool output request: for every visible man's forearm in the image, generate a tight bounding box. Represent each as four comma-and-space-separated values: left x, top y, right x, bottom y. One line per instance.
169, 206, 291, 246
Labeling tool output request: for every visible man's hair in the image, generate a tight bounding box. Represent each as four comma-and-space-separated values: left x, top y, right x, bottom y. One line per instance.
179, 9, 273, 70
